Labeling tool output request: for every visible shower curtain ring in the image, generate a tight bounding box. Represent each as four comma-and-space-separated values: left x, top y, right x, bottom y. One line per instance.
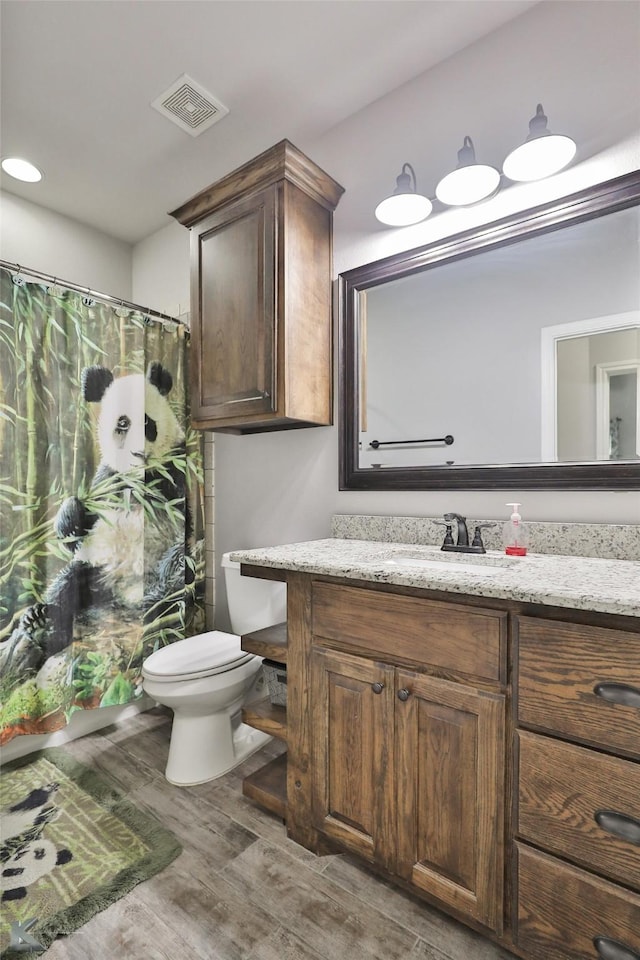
48, 277, 65, 297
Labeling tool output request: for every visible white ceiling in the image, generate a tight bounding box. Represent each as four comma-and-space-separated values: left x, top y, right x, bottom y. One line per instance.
0, 0, 539, 244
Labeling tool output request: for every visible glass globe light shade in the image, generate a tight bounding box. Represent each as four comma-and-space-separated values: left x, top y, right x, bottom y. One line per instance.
436, 163, 500, 206
375, 192, 433, 226
503, 105, 576, 182
435, 136, 500, 207
502, 133, 576, 182
375, 162, 432, 226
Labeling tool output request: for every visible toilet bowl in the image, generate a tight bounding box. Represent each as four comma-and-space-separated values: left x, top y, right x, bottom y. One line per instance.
142, 553, 286, 786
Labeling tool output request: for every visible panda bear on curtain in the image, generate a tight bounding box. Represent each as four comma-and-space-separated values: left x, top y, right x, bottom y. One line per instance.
1, 361, 193, 675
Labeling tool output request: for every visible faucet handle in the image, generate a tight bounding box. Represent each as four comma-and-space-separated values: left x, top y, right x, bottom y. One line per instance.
433, 518, 455, 548
471, 522, 496, 552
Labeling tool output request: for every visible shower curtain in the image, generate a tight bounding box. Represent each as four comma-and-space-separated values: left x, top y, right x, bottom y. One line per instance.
0, 266, 205, 744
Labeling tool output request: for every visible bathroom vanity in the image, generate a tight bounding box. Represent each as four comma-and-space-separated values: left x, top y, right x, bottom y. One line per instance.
232, 536, 640, 960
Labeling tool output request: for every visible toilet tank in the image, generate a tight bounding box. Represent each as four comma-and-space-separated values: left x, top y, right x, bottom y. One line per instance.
221, 552, 287, 635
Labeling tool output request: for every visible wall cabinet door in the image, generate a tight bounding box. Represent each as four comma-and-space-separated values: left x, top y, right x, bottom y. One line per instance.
395, 671, 505, 933
190, 185, 277, 425
310, 647, 396, 870
171, 139, 344, 433
311, 649, 505, 932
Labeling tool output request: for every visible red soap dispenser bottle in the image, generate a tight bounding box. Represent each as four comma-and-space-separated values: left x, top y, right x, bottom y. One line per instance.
502, 502, 528, 556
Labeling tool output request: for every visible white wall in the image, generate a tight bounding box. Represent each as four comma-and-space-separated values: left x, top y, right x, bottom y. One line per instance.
115, 2, 640, 627
0, 191, 132, 298
132, 219, 189, 317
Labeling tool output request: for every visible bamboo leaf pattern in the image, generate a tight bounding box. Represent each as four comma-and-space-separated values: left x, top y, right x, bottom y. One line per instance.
0, 267, 205, 744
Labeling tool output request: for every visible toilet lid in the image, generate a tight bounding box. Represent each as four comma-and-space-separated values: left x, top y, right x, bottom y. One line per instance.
142, 631, 255, 682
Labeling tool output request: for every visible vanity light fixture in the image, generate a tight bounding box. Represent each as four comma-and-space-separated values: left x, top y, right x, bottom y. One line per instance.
374, 163, 433, 226
376, 103, 576, 227
502, 103, 576, 182
1, 157, 43, 182
435, 137, 500, 207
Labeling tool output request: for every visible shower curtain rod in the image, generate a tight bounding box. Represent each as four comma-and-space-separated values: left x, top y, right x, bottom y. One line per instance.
0, 258, 186, 327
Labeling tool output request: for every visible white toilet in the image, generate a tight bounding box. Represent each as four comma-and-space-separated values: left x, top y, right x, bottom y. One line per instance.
142, 552, 286, 786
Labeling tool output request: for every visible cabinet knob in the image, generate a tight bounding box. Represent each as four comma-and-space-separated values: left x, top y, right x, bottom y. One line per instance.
371, 682, 385, 694
593, 936, 640, 960
593, 682, 640, 709
594, 810, 640, 846
397, 688, 410, 702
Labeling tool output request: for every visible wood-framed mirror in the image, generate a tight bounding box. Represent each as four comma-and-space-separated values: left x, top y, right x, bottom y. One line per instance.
339, 170, 640, 491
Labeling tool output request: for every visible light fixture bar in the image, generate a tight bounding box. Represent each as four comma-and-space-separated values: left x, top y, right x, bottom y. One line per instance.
375, 104, 576, 226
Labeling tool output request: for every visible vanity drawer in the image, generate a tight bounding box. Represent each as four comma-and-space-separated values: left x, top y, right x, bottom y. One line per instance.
516, 617, 640, 759
311, 582, 505, 681
516, 843, 640, 960
518, 730, 640, 890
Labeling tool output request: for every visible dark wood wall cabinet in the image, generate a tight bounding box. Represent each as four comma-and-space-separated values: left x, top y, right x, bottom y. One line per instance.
238, 569, 640, 960
170, 140, 344, 433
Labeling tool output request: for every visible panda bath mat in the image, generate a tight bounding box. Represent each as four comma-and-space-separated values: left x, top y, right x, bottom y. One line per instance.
0, 748, 181, 957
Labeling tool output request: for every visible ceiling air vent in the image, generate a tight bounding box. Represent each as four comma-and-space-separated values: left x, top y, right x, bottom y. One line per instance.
151, 74, 229, 137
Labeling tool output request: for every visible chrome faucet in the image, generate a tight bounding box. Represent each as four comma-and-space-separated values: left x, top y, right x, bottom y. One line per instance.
438, 513, 495, 554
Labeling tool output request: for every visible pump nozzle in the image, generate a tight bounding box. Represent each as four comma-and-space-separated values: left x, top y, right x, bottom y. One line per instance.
506, 502, 522, 522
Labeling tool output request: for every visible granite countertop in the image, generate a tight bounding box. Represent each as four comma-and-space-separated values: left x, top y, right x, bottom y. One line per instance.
230, 538, 640, 618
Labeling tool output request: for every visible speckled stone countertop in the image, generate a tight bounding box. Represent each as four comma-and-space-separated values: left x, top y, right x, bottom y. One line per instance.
230, 539, 640, 618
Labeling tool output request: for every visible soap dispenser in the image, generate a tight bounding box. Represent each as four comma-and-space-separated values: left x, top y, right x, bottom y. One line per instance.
503, 503, 529, 556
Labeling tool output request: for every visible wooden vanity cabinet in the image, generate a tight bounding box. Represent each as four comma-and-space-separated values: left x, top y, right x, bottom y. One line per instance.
309, 582, 506, 934
170, 140, 343, 433
238, 566, 640, 960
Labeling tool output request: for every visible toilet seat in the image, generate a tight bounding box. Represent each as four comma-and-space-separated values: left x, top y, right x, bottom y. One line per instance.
142, 630, 255, 683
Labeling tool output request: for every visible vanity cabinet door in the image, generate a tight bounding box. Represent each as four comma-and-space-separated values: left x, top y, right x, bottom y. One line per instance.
310, 648, 506, 932
395, 671, 506, 934
310, 647, 396, 870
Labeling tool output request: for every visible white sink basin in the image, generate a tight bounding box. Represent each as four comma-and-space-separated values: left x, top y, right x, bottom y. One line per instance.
384, 551, 518, 576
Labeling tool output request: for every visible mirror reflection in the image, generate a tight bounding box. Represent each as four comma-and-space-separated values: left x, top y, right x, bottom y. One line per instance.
358, 205, 640, 470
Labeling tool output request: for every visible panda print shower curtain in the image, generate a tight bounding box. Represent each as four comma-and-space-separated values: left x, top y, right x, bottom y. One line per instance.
0, 266, 206, 744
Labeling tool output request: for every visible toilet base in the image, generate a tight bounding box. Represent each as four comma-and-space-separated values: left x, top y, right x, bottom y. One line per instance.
165, 711, 272, 786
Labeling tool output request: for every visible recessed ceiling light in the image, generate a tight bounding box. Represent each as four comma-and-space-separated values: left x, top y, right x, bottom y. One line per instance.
1, 157, 43, 182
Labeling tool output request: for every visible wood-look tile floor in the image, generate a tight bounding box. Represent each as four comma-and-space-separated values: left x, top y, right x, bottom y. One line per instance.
46, 708, 514, 960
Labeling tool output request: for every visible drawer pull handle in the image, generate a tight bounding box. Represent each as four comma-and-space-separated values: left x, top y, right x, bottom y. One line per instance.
371, 682, 385, 694
594, 810, 640, 846
397, 688, 410, 702
593, 682, 640, 709
594, 936, 640, 960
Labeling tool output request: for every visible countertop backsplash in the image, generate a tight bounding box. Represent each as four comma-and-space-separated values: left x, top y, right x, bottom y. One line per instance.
331, 515, 640, 562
